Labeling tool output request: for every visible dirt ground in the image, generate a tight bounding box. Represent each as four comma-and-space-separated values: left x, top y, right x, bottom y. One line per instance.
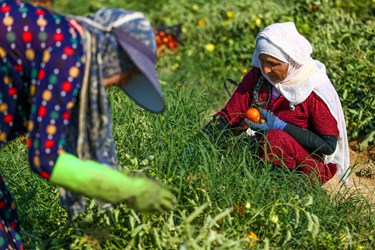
323, 141, 375, 205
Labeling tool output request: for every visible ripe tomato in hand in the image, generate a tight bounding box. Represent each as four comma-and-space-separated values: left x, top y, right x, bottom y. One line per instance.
246, 107, 261, 123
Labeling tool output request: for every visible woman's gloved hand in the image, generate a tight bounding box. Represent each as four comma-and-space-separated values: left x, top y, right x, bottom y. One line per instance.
124, 177, 176, 213
50, 153, 176, 213
244, 107, 287, 132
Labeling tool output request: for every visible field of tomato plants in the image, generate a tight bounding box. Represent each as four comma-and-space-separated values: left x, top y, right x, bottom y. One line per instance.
0, 0, 374, 249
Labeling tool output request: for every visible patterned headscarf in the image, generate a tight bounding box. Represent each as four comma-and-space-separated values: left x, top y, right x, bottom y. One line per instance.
60, 27, 120, 217
61, 9, 161, 217
79, 9, 141, 77
75, 9, 164, 113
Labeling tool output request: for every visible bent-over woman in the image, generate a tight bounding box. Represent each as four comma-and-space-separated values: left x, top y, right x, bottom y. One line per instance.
0, 1, 176, 248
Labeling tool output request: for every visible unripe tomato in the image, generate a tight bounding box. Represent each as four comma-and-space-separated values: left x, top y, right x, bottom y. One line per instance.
269, 214, 279, 224
246, 107, 261, 123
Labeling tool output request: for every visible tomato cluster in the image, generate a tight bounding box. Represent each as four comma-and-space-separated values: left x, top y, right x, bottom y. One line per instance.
153, 25, 181, 56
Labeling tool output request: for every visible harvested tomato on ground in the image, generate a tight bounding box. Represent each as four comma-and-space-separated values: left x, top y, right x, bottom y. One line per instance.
153, 25, 182, 56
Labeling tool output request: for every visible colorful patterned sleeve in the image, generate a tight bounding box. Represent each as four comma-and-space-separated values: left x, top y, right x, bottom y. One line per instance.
26, 47, 84, 179
0, 2, 85, 179
25, 11, 85, 179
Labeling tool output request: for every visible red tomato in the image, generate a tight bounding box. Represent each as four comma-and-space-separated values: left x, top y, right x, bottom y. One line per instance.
246, 107, 261, 123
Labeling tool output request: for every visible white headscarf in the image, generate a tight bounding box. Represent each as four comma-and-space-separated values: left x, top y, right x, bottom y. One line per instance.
251, 22, 350, 182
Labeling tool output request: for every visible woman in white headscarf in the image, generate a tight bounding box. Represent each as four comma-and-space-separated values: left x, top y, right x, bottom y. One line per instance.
204, 22, 350, 185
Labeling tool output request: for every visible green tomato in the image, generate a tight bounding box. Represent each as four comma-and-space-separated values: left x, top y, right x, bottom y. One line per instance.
269, 215, 279, 224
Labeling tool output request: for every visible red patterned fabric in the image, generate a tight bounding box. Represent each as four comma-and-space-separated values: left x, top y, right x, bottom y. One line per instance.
217, 67, 339, 184
264, 130, 337, 184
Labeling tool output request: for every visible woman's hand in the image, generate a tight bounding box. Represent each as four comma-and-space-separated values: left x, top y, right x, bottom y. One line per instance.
244, 107, 287, 132
124, 177, 176, 213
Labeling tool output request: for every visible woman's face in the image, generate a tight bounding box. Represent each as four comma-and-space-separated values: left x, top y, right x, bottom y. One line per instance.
259, 53, 289, 83
102, 68, 141, 88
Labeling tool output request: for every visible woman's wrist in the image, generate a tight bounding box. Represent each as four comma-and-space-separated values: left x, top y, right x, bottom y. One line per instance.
50, 152, 131, 203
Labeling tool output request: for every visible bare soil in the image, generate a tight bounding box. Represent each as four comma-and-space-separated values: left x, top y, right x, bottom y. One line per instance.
323, 141, 375, 205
